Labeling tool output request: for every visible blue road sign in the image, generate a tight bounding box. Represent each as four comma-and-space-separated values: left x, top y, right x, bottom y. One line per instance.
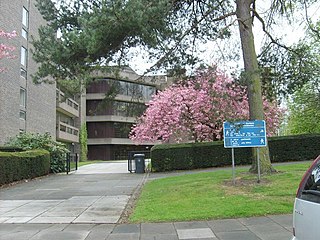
223, 120, 267, 148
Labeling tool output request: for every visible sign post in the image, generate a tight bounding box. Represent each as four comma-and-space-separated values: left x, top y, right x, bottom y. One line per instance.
232, 148, 235, 184
223, 120, 267, 183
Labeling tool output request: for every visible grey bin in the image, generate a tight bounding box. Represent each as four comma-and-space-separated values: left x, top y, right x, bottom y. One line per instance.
134, 154, 145, 173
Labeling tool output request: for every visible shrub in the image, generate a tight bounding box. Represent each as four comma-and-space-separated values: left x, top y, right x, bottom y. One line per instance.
80, 123, 88, 162
151, 134, 320, 172
0, 149, 50, 185
6, 132, 69, 173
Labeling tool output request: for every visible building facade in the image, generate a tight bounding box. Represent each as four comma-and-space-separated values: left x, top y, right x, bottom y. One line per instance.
0, 0, 79, 150
0, 1, 166, 160
0, 0, 56, 144
86, 68, 166, 160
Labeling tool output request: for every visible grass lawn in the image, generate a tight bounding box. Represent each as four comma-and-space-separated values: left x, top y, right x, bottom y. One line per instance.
129, 162, 311, 223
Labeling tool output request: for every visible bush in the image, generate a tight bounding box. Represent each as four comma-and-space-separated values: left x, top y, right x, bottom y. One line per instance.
0, 149, 50, 185
151, 134, 320, 172
0, 146, 23, 152
6, 132, 69, 173
80, 123, 88, 162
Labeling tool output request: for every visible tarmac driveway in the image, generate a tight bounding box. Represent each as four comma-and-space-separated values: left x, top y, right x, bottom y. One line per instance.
0, 161, 145, 224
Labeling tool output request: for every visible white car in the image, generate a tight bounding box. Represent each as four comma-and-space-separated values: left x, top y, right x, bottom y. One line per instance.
292, 155, 320, 240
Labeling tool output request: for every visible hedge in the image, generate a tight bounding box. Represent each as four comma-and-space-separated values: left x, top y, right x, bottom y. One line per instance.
151, 134, 320, 172
0, 149, 50, 185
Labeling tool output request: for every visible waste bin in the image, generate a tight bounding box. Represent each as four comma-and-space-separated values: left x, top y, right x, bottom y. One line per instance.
134, 154, 145, 173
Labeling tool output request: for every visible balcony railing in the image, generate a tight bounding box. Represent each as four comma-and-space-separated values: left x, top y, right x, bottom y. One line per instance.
56, 89, 79, 117
56, 122, 79, 143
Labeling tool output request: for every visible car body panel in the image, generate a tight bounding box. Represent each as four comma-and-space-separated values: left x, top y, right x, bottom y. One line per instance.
293, 198, 320, 240
292, 156, 320, 240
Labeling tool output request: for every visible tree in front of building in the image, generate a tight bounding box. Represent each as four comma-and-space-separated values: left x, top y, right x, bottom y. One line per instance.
130, 68, 283, 144
33, 0, 317, 173
0, 30, 16, 72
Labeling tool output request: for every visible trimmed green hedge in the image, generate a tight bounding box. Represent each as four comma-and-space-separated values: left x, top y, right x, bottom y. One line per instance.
0, 149, 50, 185
151, 134, 320, 172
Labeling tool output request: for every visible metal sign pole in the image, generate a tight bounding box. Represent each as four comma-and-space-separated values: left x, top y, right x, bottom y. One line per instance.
257, 148, 261, 183
232, 148, 235, 184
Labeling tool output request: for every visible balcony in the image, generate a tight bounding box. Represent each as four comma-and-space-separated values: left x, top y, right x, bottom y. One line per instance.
56, 122, 79, 143
56, 89, 79, 117
86, 115, 136, 123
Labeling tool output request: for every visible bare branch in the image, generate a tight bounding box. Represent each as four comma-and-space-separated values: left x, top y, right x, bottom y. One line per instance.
140, 10, 237, 77
251, 8, 301, 58
303, 0, 320, 40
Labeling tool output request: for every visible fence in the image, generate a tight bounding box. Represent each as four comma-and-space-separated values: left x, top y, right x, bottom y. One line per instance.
66, 153, 78, 174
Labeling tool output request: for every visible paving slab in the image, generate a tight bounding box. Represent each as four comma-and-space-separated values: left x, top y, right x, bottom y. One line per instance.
141, 223, 176, 234
29, 230, 90, 240
174, 221, 209, 229
106, 233, 140, 240
215, 230, 261, 240
112, 224, 140, 233
177, 228, 216, 239
0, 162, 296, 240
207, 219, 248, 232
140, 234, 179, 240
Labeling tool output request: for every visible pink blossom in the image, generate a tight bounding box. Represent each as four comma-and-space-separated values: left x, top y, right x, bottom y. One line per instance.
0, 30, 17, 72
130, 68, 284, 144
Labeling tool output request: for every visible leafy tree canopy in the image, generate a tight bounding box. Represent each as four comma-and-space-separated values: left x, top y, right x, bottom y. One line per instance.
258, 19, 320, 99
285, 81, 320, 134
130, 67, 283, 144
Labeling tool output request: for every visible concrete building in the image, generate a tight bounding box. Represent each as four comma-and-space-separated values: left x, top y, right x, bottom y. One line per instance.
86, 68, 167, 160
0, 0, 79, 149
0, 0, 56, 144
0, 1, 167, 160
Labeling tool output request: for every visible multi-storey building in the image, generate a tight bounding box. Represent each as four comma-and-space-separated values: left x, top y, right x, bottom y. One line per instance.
0, 1, 167, 160
0, 0, 79, 150
0, 0, 56, 144
86, 68, 167, 160
56, 88, 80, 150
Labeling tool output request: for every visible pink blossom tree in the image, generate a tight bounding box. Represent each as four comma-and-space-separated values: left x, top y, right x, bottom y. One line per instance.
0, 30, 17, 72
130, 68, 283, 144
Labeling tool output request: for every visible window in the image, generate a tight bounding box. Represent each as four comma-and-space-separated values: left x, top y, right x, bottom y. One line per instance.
20, 47, 27, 66
20, 88, 26, 107
21, 29, 28, 39
299, 159, 320, 203
19, 110, 26, 120
20, 68, 27, 79
22, 7, 29, 28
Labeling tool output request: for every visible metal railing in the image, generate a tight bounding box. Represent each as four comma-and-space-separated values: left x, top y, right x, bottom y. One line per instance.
66, 153, 78, 174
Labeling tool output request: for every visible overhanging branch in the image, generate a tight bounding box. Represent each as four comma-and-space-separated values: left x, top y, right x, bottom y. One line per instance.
139, 10, 237, 78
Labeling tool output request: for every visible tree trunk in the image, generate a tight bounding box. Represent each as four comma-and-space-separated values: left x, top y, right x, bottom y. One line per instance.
236, 0, 275, 173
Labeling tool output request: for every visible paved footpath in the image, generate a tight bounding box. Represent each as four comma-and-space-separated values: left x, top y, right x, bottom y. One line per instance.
0, 162, 293, 240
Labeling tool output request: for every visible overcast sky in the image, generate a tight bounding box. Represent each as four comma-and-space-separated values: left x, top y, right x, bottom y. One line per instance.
129, 1, 320, 76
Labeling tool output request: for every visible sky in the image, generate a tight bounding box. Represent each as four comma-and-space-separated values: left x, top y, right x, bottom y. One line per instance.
128, 0, 320, 76
52, 0, 320, 76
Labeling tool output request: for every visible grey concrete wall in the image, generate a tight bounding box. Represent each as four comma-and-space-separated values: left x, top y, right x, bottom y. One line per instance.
0, 0, 25, 144
0, 0, 56, 145
25, 0, 56, 137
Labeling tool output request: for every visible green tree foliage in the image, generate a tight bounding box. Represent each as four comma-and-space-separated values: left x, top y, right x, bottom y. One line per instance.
79, 124, 88, 162
6, 133, 69, 173
259, 18, 320, 99
259, 41, 320, 99
286, 81, 320, 135
32, 0, 317, 173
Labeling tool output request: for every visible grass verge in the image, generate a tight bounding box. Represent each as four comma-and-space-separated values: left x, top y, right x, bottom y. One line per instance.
129, 162, 311, 222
